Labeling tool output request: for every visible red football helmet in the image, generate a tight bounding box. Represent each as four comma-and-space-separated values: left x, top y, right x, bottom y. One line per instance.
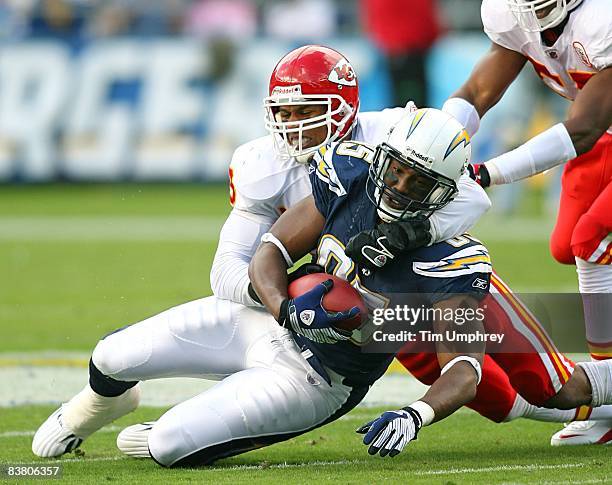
264, 45, 360, 162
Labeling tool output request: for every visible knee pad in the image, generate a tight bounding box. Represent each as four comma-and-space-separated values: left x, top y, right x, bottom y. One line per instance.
90, 336, 138, 397
571, 213, 612, 263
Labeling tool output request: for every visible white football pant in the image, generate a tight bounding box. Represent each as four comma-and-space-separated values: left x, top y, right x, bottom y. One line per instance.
91, 296, 366, 466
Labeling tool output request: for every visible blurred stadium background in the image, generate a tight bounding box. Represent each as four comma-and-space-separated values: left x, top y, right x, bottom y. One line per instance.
1, 0, 585, 458
1, 2, 601, 481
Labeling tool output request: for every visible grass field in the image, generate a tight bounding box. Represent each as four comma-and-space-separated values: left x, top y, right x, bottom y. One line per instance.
1, 183, 604, 484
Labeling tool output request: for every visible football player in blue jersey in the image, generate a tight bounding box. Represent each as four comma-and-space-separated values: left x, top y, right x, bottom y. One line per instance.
250, 108, 612, 458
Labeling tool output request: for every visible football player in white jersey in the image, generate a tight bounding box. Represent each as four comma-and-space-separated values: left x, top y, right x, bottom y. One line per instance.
30, 45, 493, 462
30, 45, 601, 465
439, 0, 612, 445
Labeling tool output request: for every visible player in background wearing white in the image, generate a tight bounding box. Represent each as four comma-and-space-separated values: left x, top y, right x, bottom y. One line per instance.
440, 0, 612, 445
31, 46, 491, 462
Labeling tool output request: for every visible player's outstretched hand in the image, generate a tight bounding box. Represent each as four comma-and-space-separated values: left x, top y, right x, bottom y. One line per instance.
278, 279, 359, 344
467, 163, 491, 188
356, 407, 423, 457
345, 219, 431, 270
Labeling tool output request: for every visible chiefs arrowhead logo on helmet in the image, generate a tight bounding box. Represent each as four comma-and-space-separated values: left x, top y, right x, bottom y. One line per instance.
328, 59, 357, 87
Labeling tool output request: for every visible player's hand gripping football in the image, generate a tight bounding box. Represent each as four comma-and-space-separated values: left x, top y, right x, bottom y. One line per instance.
356, 407, 423, 457
345, 219, 431, 270
467, 163, 491, 188
277, 279, 359, 344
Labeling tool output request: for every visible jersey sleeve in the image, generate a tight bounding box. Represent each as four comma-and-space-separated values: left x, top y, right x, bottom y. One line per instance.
481, 0, 521, 52
428, 174, 491, 244
210, 208, 274, 306
582, 1, 612, 70
229, 140, 287, 219
413, 240, 492, 303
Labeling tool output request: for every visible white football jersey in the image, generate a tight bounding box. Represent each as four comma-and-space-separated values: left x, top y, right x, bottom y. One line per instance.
482, 0, 612, 101
229, 107, 410, 218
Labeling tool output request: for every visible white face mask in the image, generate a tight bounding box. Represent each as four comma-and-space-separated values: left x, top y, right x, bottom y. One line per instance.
506, 0, 581, 32
263, 95, 353, 163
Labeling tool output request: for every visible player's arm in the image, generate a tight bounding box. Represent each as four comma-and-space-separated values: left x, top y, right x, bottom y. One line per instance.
210, 208, 275, 306
249, 195, 324, 319
480, 66, 612, 186
565, 67, 612, 155
443, 42, 527, 136
421, 294, 485, 421
249, 195, 359, 344
357, 294, 484, 457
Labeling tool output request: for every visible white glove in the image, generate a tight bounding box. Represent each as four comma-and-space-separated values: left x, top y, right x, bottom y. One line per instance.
356, 407, 422, 457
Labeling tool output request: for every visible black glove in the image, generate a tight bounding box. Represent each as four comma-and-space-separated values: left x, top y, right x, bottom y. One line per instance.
467, 163, 491, 188
287, 263, 325, 283
345, 219, 431, 270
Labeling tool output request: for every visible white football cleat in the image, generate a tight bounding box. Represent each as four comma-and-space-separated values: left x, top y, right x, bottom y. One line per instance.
32, 406, 85, 458
116, 422, 155, 458
551, 420, 612, 446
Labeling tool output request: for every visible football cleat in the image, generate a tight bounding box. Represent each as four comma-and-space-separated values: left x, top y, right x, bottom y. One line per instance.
32, 406, 85, 458
550, 420, 612, 446
116, 422, 155, 458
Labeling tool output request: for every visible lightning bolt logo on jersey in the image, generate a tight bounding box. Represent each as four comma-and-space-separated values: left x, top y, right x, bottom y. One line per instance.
302, 141, 492, 387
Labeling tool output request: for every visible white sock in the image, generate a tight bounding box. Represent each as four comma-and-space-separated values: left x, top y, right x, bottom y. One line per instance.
576, 258, 612, 359
505, 394, 612, 422
63, 384, 141, 437
589, 405, 612, 421
505, 394, 575, 423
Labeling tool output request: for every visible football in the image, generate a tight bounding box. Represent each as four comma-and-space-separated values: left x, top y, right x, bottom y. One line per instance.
287, 273, 367, 331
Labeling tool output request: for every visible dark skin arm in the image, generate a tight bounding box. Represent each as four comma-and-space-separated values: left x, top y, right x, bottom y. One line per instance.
451, 42, 527, 118
248, 195, 325, 320
418, 295, 485, 423
453, 42, 612, 156
564, 66, 612, 154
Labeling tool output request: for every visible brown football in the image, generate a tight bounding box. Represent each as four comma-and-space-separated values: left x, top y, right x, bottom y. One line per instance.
287, 273, 367, 331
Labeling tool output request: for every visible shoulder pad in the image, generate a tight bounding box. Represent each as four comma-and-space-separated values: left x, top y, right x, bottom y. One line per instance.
481, 0, 518, 35
230, 136, 302, 202
312, 141, 375, 197
311, 143, 348, 197
573, 0, 612, 70
413, 239, 492, 278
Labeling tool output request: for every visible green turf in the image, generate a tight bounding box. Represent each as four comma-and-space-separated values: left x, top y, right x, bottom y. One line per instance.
0, 184, 595, 484
0, 184, 231, 216
1, 406, 610, 484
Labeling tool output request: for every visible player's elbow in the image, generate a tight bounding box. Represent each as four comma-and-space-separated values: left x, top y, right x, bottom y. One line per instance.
209, 256, 225, 297
566, 117, 608, 156
473, 187, 492, 215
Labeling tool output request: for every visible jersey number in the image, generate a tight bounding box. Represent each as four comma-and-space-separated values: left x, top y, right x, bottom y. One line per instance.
528, 58, 595, 96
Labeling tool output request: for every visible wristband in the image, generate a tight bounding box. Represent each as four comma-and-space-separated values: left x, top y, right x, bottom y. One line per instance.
485, 123, 576, 185
442, 97, 480, 137
408, 400, 435, 426
261, 232, 294, 267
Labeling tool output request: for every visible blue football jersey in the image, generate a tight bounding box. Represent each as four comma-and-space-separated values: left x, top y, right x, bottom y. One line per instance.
299, 141, 492, 387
